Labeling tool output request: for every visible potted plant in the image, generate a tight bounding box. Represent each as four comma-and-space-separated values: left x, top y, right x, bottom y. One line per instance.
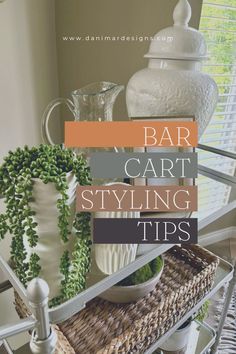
0, 144, 91, 306
100, 256, 164, 303
159, 317, 192, 354
159, 301, 210, 353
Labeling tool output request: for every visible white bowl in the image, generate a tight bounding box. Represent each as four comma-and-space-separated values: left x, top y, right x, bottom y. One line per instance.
99, 257, 164, 303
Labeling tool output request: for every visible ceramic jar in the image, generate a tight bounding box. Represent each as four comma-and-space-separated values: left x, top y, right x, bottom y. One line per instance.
126, 0, 218, 137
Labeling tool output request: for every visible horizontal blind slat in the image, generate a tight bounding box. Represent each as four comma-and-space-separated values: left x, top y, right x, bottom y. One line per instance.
214, 111, 236, 116
217, 102, 236, 107
217, 84, 236, 88
208, 121, 236, 126
204, 66, 236, 69
201, 28, 236, 33
202, 138, 236, 143
206, 74, 236, 78
202, 15, 236, 23
204, 2, 236, 10
218, 94, 236, 98
203, 128, 236, 134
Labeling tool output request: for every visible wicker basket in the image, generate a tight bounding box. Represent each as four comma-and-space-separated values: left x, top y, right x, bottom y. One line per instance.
14, 245, 219, 354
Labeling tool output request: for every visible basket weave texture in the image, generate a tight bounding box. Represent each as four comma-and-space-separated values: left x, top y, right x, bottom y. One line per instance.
14, 245, 219, 354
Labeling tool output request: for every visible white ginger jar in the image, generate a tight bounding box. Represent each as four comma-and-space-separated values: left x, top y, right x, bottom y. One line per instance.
126, 0, 218, 137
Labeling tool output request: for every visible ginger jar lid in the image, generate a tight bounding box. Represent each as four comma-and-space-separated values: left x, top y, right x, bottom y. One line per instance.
145, 0, 207, 61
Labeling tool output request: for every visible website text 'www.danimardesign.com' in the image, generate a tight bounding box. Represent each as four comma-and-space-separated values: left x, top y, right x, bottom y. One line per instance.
62, 35, 174, 42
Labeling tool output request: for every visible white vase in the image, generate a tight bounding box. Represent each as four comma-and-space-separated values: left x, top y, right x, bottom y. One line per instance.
94, 210, 140, 275
95, 241, 138, 275
126, 0, 218, 137
24, 172, 77, 299
159, 320, 192, 352
94, 183, 140, 275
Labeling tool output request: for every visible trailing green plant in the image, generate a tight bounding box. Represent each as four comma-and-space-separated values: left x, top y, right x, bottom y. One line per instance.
0, 144, 91, 306
194, 300, 210, 323
117, 256, 163, 286
178, 301, 210, 331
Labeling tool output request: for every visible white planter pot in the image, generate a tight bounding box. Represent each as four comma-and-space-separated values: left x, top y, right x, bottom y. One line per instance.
24, 172, 77, 299
95, 242, 138, 275
94, 182, 140, 275
94, 210, 140, 275
160, 320, 192, 352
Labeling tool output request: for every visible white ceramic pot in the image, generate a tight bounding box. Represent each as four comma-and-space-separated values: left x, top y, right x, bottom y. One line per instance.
94, 210, 140, 275
126, 0, 218, 137
95, 242, 138, 275
94, 182, 140, 275
24, 172, 77, 299
99, 256, 164, 303
159, 320, 192, 352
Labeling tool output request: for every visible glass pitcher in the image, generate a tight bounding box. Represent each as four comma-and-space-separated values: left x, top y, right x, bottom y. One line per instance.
41, 81, 124, 146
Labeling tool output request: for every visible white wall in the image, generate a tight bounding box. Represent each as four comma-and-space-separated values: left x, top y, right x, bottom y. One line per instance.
0, 0, 59, 349
0, 0, 60, 160
0, 0, 59, 253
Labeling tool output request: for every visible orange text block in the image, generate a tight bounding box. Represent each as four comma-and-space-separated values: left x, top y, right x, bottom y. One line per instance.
64, 121, 198, 148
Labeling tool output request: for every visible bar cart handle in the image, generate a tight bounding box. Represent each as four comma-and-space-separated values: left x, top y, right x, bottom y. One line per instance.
27, 278, 57, 354
0, 278, 57, 354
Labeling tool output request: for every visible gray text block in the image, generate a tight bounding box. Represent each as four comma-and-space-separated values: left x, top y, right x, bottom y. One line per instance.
90, 152, 197, 179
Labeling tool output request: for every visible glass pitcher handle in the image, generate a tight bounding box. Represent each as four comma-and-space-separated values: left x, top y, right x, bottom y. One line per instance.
41, 98, 75, 145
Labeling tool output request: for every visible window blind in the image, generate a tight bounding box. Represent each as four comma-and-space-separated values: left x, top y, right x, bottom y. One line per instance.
198, 0, 236, 217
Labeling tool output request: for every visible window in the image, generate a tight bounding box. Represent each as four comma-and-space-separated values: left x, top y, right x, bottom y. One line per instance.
197, 0, 236, 218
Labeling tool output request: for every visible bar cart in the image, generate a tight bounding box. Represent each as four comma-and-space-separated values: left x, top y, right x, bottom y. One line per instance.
0, 145, 235, 354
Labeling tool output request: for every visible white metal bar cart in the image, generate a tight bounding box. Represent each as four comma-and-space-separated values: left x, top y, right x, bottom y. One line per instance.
0, 145, 235, 354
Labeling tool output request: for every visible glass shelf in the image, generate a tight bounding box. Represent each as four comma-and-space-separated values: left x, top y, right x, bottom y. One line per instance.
154, 320, 216, 354
189, 321, 216, 354
0, 243, 172, 324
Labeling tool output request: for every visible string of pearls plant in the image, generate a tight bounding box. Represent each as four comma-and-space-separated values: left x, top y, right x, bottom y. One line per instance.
0, 144, 91, 306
